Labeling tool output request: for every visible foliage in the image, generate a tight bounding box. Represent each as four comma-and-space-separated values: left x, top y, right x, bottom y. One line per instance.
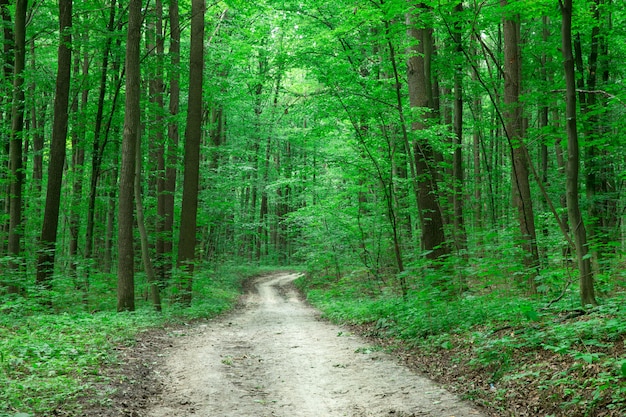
0, 264, 262, 416
2, 0, 626, 414
298, 267, 626, 416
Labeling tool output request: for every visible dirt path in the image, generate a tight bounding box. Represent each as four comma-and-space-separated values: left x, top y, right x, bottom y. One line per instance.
147, 272, 486, 417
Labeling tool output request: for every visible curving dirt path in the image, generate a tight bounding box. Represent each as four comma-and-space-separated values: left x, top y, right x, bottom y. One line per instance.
147, 272, 486, 417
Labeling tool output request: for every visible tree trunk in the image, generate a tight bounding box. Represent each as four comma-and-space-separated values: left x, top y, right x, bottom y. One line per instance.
159, 0, 180, 284
85, 0, 117, 272
29, 39, 45, 200
581, 0, 614, 269
560, 0, 597, 306
501, 1, 539, 293
136, 134, 162, 311
36, 0, 73, 286
406, 4, 448, 261
452, 2, 467, 256
7, 0, 28, 293
0, 0, 13, 253
117, 0, 142, 312
69, 38, 89, 284
176, 0, 205, 306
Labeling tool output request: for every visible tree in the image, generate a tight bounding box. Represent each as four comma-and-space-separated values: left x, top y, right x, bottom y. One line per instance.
85, 0, 120, 275
559, 0, 597, 307
36, 0, 73, 287
406, 3, 448, 261
176, 0, 205, 306
451, 2, 467, 256
157, 0, 178, 285
117, 0, 142, 312
136, 134, 162, 311
159, 0, 181, 284
7, 0, 28, 292
501, 0, 538, 293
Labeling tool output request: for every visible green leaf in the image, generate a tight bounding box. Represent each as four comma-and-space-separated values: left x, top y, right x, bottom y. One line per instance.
621, 362, 626, 378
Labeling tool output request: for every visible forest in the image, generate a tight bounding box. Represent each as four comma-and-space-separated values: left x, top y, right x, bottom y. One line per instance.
1, 0, 626, 415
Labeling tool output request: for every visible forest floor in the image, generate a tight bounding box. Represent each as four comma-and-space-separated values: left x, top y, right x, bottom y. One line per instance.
79, 272, 486, 417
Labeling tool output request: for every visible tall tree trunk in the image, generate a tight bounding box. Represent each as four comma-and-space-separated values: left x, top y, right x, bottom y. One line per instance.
160, 0, 180, 284
501, 0, 538, 293
29, 39, 45, 200
7, 0, 28, 293
136, 135, 162, 311
117, 0, 142, 312
85, 0, 117, 271
0, 0, 14, 253
36, 0, 73, 286
151, 0, 168, 284
452, 2, 467, 256
581, 0, 613, 269
560, 0, 597, 306
69, 38, 89, 284
176, 0, 205, 306
406, 4, 448, 261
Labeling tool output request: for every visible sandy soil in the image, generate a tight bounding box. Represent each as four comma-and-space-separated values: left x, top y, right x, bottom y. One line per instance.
146, 272, 486, 417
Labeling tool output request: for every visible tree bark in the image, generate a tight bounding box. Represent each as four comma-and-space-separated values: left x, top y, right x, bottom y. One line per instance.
176, 0, 205, 306
0, 0, 14, 252
406, 4, 448, 261
159, 0, 181, 284
560, 0, 597, 306
501, 0, 539, 293
69, 36, 89, 284
85, 0, 117, 271
136, 133, 162, 311
7, 0, 28, 292
452, 2, 467, 256
117, 0, 142, 312
36, 0, 73, 286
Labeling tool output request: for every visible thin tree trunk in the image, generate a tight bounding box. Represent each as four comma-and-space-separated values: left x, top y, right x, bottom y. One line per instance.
160, 0, 180, 285
117, 0, 142, 312
176, 0, 205, 306
85, 0, 117, 271
136, 134, 162, 311
152, 0, 168, 284
36, 0, 73, 286
452, 2, 467, 256
0, 0, 14, 254
7, 0, 28, 293
501, 0, 538, 293
560, 0, 597, 307
29, 39, 45, 200
69, 38, 89, 284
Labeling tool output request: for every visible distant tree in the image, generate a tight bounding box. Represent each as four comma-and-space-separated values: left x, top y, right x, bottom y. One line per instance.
176, 0, 205, 306
157, 0, 180, 285
117, 0, 142, 312
0, 0, 13, 248
7, 0, 28, 292
136, 134, 161, 311
451, 2, 467, 256
501, 0, 538, 293
559, 0, 597, 307
85, 0, 119, 274
36, 0, 73, 287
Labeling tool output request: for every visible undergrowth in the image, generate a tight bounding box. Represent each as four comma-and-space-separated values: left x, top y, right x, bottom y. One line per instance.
297, 268, 626, 416
0, 263, 266, 417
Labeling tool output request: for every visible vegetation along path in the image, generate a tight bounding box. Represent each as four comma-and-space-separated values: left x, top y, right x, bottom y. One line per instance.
147, 272, 484, 417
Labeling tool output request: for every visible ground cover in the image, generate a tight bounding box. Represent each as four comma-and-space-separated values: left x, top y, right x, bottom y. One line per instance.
0, 264, 260, 417
298, 273, 626, 416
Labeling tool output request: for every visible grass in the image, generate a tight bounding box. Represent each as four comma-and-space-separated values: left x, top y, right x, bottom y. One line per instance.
297, 268, 626, 416
0, 263, 266, 417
